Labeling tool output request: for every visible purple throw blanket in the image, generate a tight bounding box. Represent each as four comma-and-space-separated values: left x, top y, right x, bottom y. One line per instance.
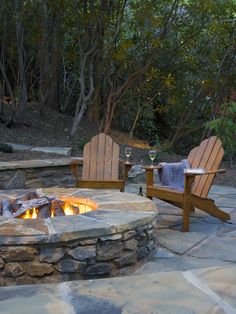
158, 159, 190, 192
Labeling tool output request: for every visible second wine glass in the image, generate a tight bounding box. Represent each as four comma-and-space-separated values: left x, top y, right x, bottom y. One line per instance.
149, 149, 156, 167
125, 147, 132, 163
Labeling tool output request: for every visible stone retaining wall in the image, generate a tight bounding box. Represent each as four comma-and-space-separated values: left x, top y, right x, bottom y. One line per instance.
0, 158, 84, 189
0, 167, 76, 190
0, 222, 156, 286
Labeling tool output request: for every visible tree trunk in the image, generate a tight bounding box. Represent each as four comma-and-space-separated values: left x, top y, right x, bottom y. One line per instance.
38, 0, 51, 114
101, 61, 151, 133
7, 0, 27, 127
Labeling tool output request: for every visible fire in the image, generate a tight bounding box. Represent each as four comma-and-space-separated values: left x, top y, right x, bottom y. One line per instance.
63, 202, 75, 216
20, 197, 97, 219
22, 207, 37, 219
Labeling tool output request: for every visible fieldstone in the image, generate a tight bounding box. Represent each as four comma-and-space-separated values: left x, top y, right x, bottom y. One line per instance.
79, 239, 97, 245
137, 246, 148, 260
96, 240, 123, 260
4, 263, 24, 278
68, 246, 96, 261
39, 247, 65, 263
128, 165, 145, 178
114, 252, 137, 268
146, 240, 156, 252
55, 259, 85, 273
122, 230, 136, 240
5, 170, 26, 189
0, 246, 37, 262
83, 263, 111, 276
136, 232, 147, 246
124, 238, 138, 251
136, 225, 149, 234
0, 257, 4, 269
99, 234, 122, 241
26, 262, 54, 277
146, 229, 155, 240
16, 275, 37, 285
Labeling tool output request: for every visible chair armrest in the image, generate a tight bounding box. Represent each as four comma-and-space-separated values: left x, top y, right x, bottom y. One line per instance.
70, 160, 83, 180
184, 168, 226, 177
142, 165, 162, 170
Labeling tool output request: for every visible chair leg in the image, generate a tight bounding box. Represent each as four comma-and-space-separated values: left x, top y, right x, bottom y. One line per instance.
146, 169, 154, 200
182, 175, 194, 232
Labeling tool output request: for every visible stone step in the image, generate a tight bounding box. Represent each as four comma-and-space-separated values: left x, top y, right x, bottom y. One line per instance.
5, 143, 72, 156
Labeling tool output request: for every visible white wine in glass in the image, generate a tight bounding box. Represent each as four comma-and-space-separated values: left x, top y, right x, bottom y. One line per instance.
125, 147, 132, 163
149, 149, 156, 167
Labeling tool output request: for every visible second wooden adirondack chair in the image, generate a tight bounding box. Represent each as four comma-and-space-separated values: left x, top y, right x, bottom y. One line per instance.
71, 133, 132, 191
144, 136, 231, 231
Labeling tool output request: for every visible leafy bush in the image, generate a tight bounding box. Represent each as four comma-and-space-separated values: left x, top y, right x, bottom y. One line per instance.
0, 143, 13, 153
205, 102, 236, 165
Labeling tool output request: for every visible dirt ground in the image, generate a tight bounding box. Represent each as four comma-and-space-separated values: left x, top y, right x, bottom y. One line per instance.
0, 103, 235, 187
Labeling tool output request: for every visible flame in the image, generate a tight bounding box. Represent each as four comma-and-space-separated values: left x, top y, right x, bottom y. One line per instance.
51, 207, 55, 217
22, 207, 37, 219
20, 197, 97, 219
23, 209, 31, 219
31, 207, 37, 219
62, 202, 75, 216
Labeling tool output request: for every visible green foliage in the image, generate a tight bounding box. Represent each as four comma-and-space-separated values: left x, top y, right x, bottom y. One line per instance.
0, 143, 13, 153
205, 102, 236, 161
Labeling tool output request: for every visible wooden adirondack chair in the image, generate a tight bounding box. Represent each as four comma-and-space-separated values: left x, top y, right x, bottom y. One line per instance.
144, 136, 231, 232
71, 133, 132, 191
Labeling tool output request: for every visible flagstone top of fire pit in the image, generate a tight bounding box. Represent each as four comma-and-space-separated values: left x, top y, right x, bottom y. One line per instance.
0, 188, 157, 245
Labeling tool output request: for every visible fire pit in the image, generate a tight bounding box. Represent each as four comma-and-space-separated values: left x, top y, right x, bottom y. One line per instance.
0, 188, 158, 286
0, 192, 97, 219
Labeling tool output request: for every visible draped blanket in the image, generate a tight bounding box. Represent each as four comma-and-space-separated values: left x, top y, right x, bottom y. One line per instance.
158, 159, 190, 192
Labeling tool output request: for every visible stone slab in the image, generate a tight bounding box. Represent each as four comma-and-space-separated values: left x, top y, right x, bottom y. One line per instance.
156, 229, 208, 254
31, 146, 72, 156
6, 143, 32, 151
187, 233, 236, 262
0, 157, 83, 171
0, 266, 235, 313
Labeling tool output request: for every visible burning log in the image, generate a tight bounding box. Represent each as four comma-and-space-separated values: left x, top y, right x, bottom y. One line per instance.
53, 200, 65, 217
13, 198, 49, 218
37, 204, 51, 219
21, 192, 39, 201
2, 200, 14, 218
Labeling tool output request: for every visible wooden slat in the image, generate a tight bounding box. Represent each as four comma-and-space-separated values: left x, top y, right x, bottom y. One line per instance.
200, 146, 224, 197
192, 137, 216, 196
111, 142, 120, 180
82, 142, 91, 180
187, 146, 199, 166
88, 134, 99, 180
104, 135, 113, 180
96, 133, 106, 180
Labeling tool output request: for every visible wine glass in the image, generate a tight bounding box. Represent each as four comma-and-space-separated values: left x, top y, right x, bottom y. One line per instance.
149, 149, 156, 167
125, 147, 132, 163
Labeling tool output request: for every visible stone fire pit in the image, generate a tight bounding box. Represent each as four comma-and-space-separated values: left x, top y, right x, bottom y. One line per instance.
0, 188, 158, 286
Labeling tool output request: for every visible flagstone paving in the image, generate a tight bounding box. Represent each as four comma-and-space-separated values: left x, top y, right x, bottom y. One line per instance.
0, 184, 236, 313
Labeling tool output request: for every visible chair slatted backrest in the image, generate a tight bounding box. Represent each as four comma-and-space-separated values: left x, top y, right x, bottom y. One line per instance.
187, 136, 224, 198
82, 133, 120, 181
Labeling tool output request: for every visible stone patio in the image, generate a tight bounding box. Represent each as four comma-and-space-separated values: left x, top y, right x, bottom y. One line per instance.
0, 183, 236, 313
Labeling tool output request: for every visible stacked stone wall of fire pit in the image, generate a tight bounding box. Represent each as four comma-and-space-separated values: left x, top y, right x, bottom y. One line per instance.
0, 222, 156, 286
0, 188, 158, 286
